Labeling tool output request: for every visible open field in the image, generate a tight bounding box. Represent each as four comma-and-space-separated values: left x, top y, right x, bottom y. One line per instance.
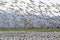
0, 28, 60, 40
0, 28, 60, 32
0, 31, 60, 40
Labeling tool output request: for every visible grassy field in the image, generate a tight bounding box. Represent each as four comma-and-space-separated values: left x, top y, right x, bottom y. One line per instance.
0, 28, 60, 32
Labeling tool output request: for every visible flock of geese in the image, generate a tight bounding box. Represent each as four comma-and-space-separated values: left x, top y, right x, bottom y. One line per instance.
0, 0, 60, 28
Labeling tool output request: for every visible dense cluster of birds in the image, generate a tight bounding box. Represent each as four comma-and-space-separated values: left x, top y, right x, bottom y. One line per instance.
0, 0, 60, 28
